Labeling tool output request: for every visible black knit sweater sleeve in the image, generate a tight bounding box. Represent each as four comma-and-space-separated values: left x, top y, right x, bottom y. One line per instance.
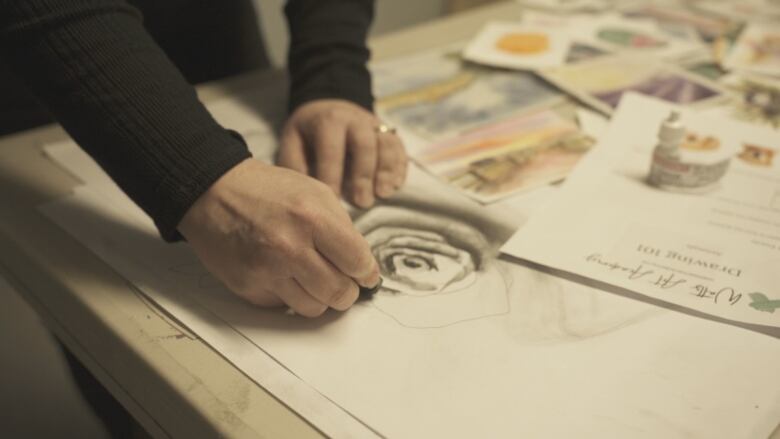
285, 0, 375, 112
0, 0, 252, 241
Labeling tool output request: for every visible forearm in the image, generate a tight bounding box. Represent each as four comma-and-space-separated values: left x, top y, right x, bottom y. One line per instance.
284, 0, 375, 112
0, 0, 251, 241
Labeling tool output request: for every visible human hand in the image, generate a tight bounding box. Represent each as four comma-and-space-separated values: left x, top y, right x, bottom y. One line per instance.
178, 159, 380, 317
277, 99, 408, 208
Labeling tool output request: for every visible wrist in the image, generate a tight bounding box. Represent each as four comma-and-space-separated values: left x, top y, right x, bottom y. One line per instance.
177, 158, 262, 239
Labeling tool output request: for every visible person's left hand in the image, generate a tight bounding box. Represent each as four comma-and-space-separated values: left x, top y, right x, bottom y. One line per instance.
277, 99, 408, 208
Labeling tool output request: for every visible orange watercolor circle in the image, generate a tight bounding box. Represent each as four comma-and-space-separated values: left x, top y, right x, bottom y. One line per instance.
495, 32, 550, 55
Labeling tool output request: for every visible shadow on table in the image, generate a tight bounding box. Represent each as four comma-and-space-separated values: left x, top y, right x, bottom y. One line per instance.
0, 141, 346, 337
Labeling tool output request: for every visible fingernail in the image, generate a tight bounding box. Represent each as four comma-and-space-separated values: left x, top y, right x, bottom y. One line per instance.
364, 262, 381, 287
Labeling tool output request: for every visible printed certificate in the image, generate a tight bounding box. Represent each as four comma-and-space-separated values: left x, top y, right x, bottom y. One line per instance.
503, 93, 780, 328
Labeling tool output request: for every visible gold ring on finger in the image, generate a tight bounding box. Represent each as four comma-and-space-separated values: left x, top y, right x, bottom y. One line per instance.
375, 123, 397, 135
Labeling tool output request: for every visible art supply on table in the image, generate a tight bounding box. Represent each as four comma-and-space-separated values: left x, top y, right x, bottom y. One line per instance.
647, 111, 731, 193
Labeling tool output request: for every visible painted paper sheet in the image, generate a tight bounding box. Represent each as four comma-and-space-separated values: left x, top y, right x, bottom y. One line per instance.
540, 54, 727, 114
703, 74, 780, 130
414, 105, 594, 203
372, 46, 565, 142
463, 21, 571, 70
568, 13, 705, 61
724, 24, 780, 78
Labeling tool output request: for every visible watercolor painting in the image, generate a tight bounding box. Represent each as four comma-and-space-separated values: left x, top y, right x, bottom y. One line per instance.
738, 144, 776, 167
683, 59, 729, 81
462, 22, 571, 71
694, 0, 780, 24
541, 56, 725, 114
565, 42, 608, 63
593, 73, 720, 109
595, 27, 668, 49
716, 76, 780, 129
374, 48, 565, 140
569, 14, 704, 61
495, 32, 550, 55
681, 132, 721, 151
415, 107, 593, 203
621, 4, 738, 41
517, 0, 612, 13
725, 25, 780, 77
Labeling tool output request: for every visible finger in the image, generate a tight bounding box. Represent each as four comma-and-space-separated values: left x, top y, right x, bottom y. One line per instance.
274, 278, 328, 318
278, 128, 309, 175
294, 248, 360, 311
374, 133, 404, 198
312, 215, 380, 287
387, 134, 408, 188
396, 138, 409, 188
347, 121, 378, 208
309, 121, 347, 195
237, 286, 286, 307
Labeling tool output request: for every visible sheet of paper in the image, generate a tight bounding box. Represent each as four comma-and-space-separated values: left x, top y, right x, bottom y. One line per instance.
503, 92, 780, 328
701, 74, 780, 130
540, 54, 728, 115
40, 186, 378, 439
619, 3, 739, 41
724, 24, 780, 78
516, 0, 614, 14
41, 140, 780, 438
463, 21, 571, 70
568, 13, 705, 61
694, 0, 780, 24
576, 106, 610, 139
413, 104, 594, 203
372, 46, 578, 203
372, 45, 566, 143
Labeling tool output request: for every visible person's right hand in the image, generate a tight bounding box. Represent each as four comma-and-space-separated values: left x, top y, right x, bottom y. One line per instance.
177, 158, 380, 317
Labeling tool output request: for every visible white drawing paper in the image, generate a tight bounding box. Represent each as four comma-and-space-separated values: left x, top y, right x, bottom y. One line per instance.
41, 137, 780, 439
503, 92, 780, 328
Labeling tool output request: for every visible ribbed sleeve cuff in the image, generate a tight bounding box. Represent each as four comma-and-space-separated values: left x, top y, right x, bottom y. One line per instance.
284, 0, 374, 113
288, 62, 374, 112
